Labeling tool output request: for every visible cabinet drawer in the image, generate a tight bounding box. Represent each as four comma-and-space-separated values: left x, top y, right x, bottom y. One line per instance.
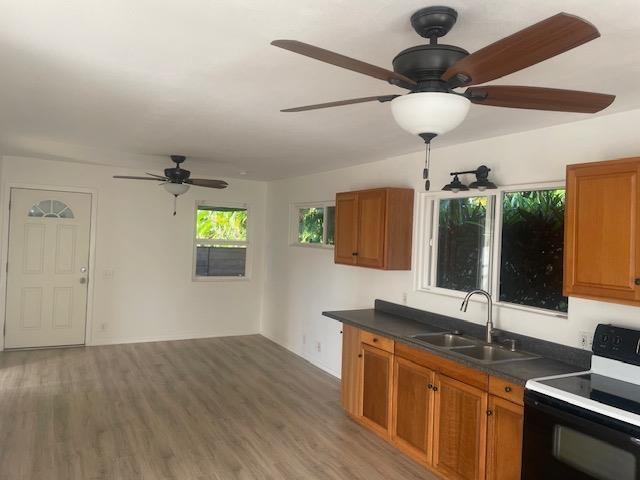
489, 376, 524, 406
360, 331, 394, 353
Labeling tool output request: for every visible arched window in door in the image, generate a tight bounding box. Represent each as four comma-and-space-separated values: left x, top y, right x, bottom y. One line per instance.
28, 200, 74, 218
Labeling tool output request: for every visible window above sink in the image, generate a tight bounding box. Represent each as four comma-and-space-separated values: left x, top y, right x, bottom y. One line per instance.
416, 182, 568, 317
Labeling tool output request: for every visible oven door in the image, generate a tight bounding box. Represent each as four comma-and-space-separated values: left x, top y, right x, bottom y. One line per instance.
522, 390, 640, 480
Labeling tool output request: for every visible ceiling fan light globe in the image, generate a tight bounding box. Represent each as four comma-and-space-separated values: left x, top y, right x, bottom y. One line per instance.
164, 182, 190, 196
390, 92, 470, 136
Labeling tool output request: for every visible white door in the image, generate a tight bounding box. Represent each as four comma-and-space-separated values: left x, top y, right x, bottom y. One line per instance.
4, 188, 92, 349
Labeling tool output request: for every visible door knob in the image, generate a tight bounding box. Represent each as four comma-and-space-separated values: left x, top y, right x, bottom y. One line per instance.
80, 267, 87, 273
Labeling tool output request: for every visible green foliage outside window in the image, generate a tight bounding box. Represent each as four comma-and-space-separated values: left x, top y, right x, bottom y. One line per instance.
298, 208, 324, 243
500, 189, 567, 312
197, 207, 247, 241
437, 197, 489, 292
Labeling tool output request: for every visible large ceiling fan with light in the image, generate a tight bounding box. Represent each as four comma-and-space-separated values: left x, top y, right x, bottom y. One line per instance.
271, 7, 615, 187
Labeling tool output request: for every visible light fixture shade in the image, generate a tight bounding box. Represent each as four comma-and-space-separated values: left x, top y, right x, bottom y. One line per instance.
390, 92, 471, 136
164, 182, 190, 196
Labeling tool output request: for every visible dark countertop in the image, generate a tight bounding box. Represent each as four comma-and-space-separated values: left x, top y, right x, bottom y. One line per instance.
323, 300, 591, 386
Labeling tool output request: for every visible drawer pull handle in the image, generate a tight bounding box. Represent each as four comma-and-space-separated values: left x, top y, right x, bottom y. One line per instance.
505, 386, 512, 393
372, 338, 378, 342
358, 354, 362, 358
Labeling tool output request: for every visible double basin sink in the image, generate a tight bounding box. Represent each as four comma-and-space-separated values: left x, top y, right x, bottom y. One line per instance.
409, 333, 538, 364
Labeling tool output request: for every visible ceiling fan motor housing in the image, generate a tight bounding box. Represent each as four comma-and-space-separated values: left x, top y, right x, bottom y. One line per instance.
393, 44, 468, 86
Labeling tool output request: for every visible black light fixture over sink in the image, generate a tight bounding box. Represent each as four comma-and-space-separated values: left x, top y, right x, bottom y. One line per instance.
442, 165, 497, 192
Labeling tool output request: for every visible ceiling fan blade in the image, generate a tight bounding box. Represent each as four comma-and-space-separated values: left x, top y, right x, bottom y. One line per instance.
271, 40, 416, 89
145, 172, 169, 180
442, 13, 600, 87
186, 179, 229, 189
113, 175, 167, 181
466, 86, 615, 113
281, 95, 399, 112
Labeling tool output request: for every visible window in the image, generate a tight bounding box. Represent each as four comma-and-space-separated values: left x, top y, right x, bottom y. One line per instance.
28, 200, 74, 218
292, 202, 335, 247
499, 189, 567, 312
436, 196, 493, 292
421, 184, 567, 314
194, 204, 248, 278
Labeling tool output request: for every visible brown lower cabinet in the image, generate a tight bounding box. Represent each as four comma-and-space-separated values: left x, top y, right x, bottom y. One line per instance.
486, 396, 524, 480
392, 357, 435, 465
342, 326, 524, 480
359, 343, 393, 438
433, 374, 488, 480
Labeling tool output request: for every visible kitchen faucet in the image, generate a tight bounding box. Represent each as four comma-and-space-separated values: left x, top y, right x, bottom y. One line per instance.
461, 289, 494, 344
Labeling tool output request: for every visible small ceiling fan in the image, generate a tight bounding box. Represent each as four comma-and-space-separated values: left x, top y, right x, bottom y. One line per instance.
272, 7, 615, 143
114, 155, 228, 214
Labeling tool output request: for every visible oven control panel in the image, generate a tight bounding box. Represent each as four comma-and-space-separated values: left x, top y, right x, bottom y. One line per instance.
593, 324, 640, 366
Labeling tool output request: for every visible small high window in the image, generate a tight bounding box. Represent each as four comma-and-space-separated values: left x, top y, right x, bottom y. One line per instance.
28, 200, 74, 218
194, 204, 249, 279
292, 202, 335, 247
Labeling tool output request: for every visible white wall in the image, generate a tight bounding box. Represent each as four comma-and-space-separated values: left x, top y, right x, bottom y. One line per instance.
0, 155, 267, 346
262, 108, 640, 376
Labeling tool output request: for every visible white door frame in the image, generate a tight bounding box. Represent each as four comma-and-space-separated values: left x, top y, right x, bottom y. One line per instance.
0, 183, 98, 351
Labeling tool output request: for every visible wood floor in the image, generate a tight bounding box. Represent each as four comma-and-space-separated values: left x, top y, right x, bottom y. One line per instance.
0, 335, 436, 480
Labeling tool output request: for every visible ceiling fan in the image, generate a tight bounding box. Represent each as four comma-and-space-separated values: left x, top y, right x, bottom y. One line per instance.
271, 7, 615, 144
113, 155, 228, 214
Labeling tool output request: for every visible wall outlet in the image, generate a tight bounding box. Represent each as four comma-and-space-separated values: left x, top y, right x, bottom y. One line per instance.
578, 331, 592, 350
316, 341, 322, 353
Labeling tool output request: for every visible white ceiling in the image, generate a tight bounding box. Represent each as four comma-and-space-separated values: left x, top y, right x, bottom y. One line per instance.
0, 0, 639, 180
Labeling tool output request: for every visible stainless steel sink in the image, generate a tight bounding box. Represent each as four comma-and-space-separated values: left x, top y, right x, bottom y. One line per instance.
449, 345, 538, 363
411, 333, 478, 348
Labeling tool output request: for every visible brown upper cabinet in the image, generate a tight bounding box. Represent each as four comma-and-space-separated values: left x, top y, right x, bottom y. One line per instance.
334, 188, 414, 270
564, 157, 640, 305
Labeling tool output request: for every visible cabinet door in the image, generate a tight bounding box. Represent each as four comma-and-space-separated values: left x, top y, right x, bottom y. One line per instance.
392, 357, 435, 465
433, 374, 488, 480
359, 343, 393, 438
565, 159, 640, 303
341, 324, 361, 416
334, 192, 359, 265
486, 396, 523, 480
356, 189, 387, 268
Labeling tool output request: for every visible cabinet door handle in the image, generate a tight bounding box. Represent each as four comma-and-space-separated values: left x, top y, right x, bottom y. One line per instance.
432, 386, 438, 392
487, 410, 493, 416
358, 354, 363, 358
427, 383, 433, 390
635, 278, 640, 286
352, 252, 358, 256
505, 386, 512, 393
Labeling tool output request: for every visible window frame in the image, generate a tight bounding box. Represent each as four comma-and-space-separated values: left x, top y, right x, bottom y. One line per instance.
192, 201, 251, 282
415, 181, 567, 318
289, 201, 336, 249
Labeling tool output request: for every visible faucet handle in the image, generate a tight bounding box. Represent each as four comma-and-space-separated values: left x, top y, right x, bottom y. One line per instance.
502, 338, 518, 351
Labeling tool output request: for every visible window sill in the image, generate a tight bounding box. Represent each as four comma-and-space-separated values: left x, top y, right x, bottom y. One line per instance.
192, 276, 251, 283
415, 287, 568, 319
289, 243, 334, 250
